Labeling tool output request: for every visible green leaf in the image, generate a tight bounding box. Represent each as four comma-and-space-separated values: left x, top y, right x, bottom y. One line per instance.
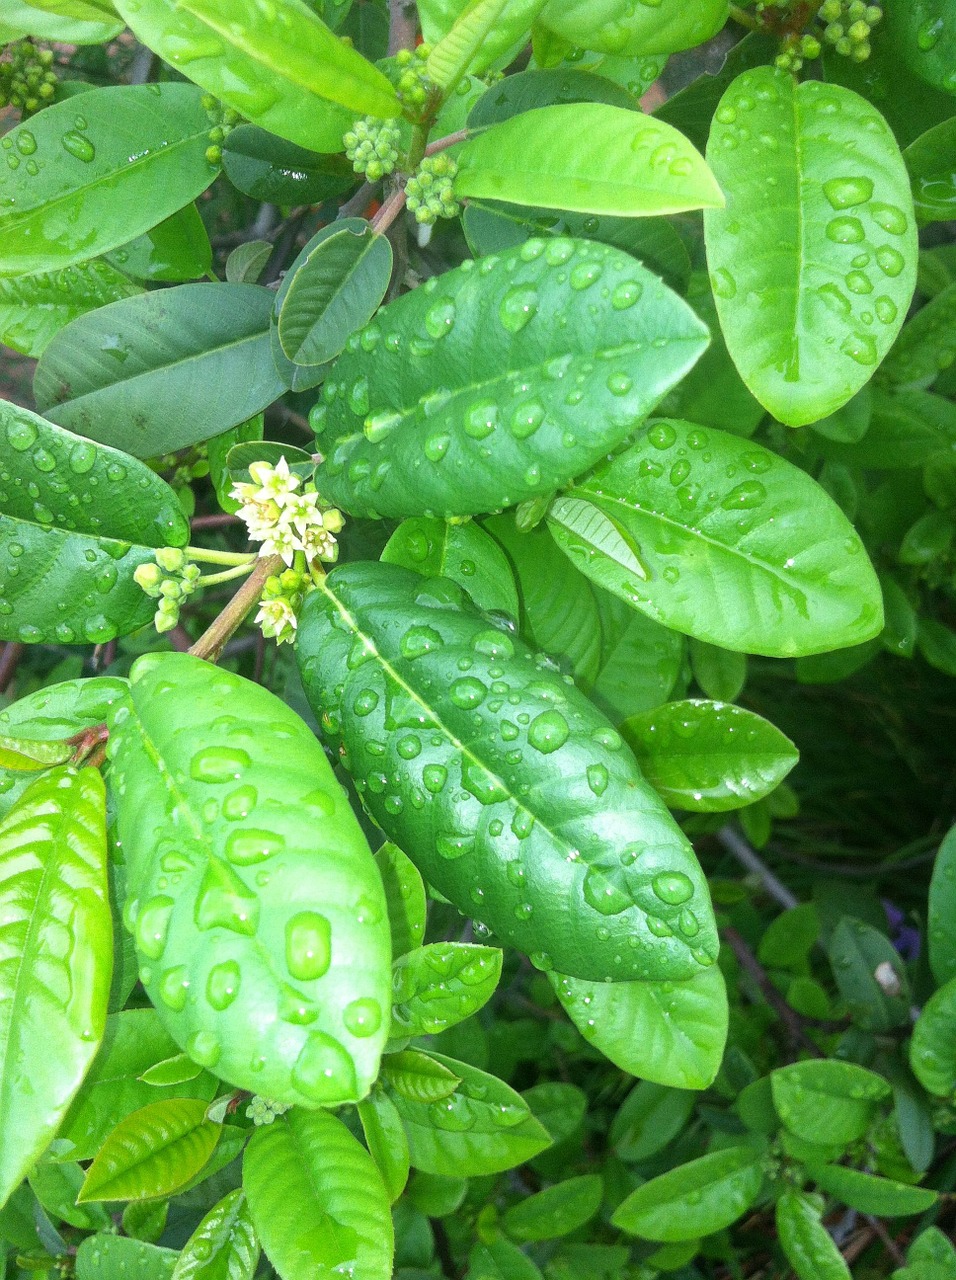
904, 117, 956, 223
810, 1165, 937, 1216
548, 419, 883, 657
929, 825, 956, 986
206, 415, 265, 515
590, 604, 684, 722
0, 767, 111, 1210
170, 1189, 259, 1280
427, 0, 509, 90
17, 0, 116, 21
420, 0, 546, 74
469, 1238, 544, 1280
297, 562, 718, 982
34, 283, 285, 457
467, 67, 639, 127
138, 1054, 204, 1087
653, 31, 776, 152
689, 639, 746, 703
374, 842, 427, 959
828, 917, 910, 1032
770, 1061, 890, 1145
885, 0, 956, 97
243, 1108, 393, 1280
78, 1098, 220, 1202
275, 220, 392, 369
0, 84, 217, 277
58, 1009, 217, 1162
75, 1235, 179, 1280
0, 735, 73, 772
312, 238, 709, 520
108, 652, 391, 1107
910, 976, 956, 1097
105, 203, 212, 283
611, 1144, 765, 1242
225, 242, 273, 286
0, 260, 142, 359
882, 283, 956, 390
221, 125, 355, 205
114, 0, 398, 151
610, 1081, 695, 1163
620, 699, 798, 813
550, 967, 728, 1089
522, 1082, 586, 1150
815, 390, 956, 469
0, 0, 123, 40
537, 0, 727, 56
357, 1089, 410, 1203
382, 1049, 461, 1103
382, 518, 519, 617
776, 1190, 851, 1280
918, 617, 956, 677
0, 403, 188, 646
502, 1175, 602, 1242
386, 1052, 552, 1175
391, 943, 502, 1037
896, 1227, 956, 1280
456, 104, 723, 217
30, 1160, 111, 1231
704, 68, 917, 426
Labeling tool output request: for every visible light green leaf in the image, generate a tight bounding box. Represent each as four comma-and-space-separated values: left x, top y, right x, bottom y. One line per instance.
895, 1227, 956, 1279
386, 1052, 551, 1175
548, 419, 883, 657
929, 825, 956, 986
620, 699, 798, 812
810, 1165, 937, 1216
882, 282, 956, 389
910, 975, 956, 1097
138, 1054, 204, 1087
0, 0, 123, 39
0, 84, 217, 277
456, 104, 723, 216
0, 260, 142, 359
704, 68, 917, 426
828, 917, 910, 1032
382, 517, 520, 617
612, 1144, 765, 1242
776, 1189, 851, 1280
35, 283, 285, 457
610, 1081, 695, 1163
537, 0, 727, 57
76, 1235, 179, 1280
311, 238, 709, 519
771, 1060, 890, 1145
357, 1089, 410, 1203
114, 0, 399, 151
904, 117, 956, 223
170, 1189, 259, 1280
105, 203, 212, 283
382, 1049, 461, 1103
427, 0, 509, 90
243, 1108, 393, 1280
78, 1098, 220, 1202
0, 767, 111, 1210
19, 0, 116, 20
502, 1175, 602, 1242
0, 735, 73, 772
374, 842, 427, 959
550, 966, 728, 1089
391, 943, 502, 1037
420, 0, 546, 74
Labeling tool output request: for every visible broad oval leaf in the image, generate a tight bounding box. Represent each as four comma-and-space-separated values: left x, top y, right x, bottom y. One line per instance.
78, 1098, 220, 1202
547, 419, 884, 657
0, 403, 188, 646
537, 0, 727, 57
0, 84, 217, 277
1, 0, 123, 40
910, 975, 956, 1097
114, 0, 399, 151
929, 825, 956, 986
502, 1174, 603, 1242
105, 203, 212, 283
297, 562, 718, 983
0, 767, 111, 1210
391, 943, 502, 1037
382, 517, 520, 617
243, 1108, 393, 1280
456, 104, 723, 217
620, 699, 798, 812
375, 842, 427, 958
311, 238, 709, 519
0, 260, 142, 358
221, 125, 355, 205
770, 1060, 890, 1145
828, 916, 910, 1033
357, 1089, 410, 1204
904, 117, 956, 223
108, 653, 391, 1107
34, 283, 285, 457
170, 1189, 260, 1280
882, 282, 956, 390
611, 1144, 765, 1242
381, 1049, 461, 1103
775, 1189, 851, 1280
688, 639, 747, 703
276, 220, 392, 368
385, 1051, 552, 1176
810, 1165, 937, 1216
76, 1235, 179, 1280
704, 68, 917, 426
550, 966, 728, 1089
610, 1081, 696, 1163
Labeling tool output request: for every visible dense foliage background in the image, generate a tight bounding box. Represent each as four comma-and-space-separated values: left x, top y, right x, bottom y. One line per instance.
1, 0, 956, 1277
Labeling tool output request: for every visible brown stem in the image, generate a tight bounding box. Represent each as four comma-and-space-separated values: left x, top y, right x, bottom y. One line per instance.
191, 513, 241, 530
0, 642, 25, 693
387, 0, 417, 55
722, 926, 824, 1058
371, 186, 408, 235
424, 128, 469, 155
863, 1216, 905, 1266
188, 554, 283, 664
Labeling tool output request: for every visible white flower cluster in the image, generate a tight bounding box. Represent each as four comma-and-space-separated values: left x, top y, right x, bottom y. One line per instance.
230, 457, 344, 568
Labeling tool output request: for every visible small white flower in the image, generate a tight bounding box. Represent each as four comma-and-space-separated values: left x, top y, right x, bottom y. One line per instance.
255, 596, 298, 644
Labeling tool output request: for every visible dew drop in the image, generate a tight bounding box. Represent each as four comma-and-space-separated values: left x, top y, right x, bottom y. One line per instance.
344, 997, 382, 1038
611, 280, 643, 310
424, 299, 456, 339
875, 245, 905, 277
826, 216, 866, 244
822, 176, 873, 209
498, 286, 538, 333
206, 960, 241, 1010
286, 911, 332, 981
528, 709, 570, 754
190, 746, 251, 783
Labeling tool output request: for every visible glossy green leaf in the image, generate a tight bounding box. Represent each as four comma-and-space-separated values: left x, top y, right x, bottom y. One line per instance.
115, 0, 398, 149
381, 1049, 461, 1103
883, 283, 956, 389
689, 640, 746, 703
357, 1089, 411, 1203
0, 403, 188, 646
419, 0, 546, 74
29, 1161, 110, 1231
590, 605, 684, 722
374, 842, 427, 958
547, 419, 884, 657
138, 1054, 204, 1087
886, 0, 956, 97
456, 104, 723, 216
427, 0, 509, 90
382, 518, 519, 617
468, 67, 638, 127
810, 1165, 937, 1216
611, 1144, 765, 1242
78, 1098, 220, 1202
0, 84, 217, 277
0, 767, 111, 1210
816, 390, 956, 469
221, 125, 355, 205
0, 260, 142, 359
896, 1227, 956, 1279
522, 1082, 586, 1151
0, 734, 73, 772
904, 117, 956, 223
312, 238, 709, 520
105, 203, 212, 283
243, 1108, 393, 1280
276, 220, 392, 368
620, 699, 798, 813
76, 1235, 179, 1280
391, 943, 502, 1037
550, 966, 728, 1089
770, 1060, 890, 1145
225, 242, 273, 286
1, 0, 123, 39
776, 1190, 851, 1280
206, 416, 265, 516
537, 0, 727, 56
502, 1175, 602, 1242
910, 975, 956, 1097
297, 562, 718, 983
929, 825, 956, 986
653, 31, 775, 151
108, 652, 391, 1107
386, 1052, 551, 1175
170, 1189, 259, 1280
18, 0, 116, 20
610, 1081, 695, 1163
828, 917, 910, 1032
34, 283, 285, 457
704, 68, 917, 426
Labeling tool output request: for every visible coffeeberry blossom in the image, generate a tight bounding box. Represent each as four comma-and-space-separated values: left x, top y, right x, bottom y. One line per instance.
230, 457, 344, 568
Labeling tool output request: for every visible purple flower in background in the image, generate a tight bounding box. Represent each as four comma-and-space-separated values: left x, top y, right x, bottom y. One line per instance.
883, 900, 921, 961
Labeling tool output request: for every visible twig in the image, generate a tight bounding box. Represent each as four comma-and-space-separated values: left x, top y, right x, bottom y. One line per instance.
424, 128, 469, 155
717, 826, 800, 911
722, 926, 823, 1058
0, 642, 25, 693
371, 186, 408, 235
863, 1216, 905, 1266
388, 0, 417, 55
188, 555, 282, 664
729, 3, 760, 29
191, 513, 241, 530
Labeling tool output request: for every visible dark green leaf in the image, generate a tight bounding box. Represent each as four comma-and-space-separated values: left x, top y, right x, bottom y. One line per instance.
225, 242, 273, 286
910, 976, 956, 1097
502, 1175, 602, 1241
895, 1227, 956, 1280
0, 260, 142, 359
589, 605, 684, 722
885, 0, 956, 97
610, 1081, 695, 1162
221, 125, 355, 204
811, 1165, 937, 1216
828, 917, 911, 1032
468, 68, 638, 128
929, 825, 956, 986
375, 842, 427, 959
882, 283, 956, 390
611, 1144, 765, 1242
918, 618, 956, 677
391, 943, 502, 1036
689, 640, 746, 703
816, 390, 956, 469
75, 1236, 179, 1280
469, 1238, 544, 1280
904, 117, 956, 223
206, 415, 265, 515
78, 1099, 220, 1202
382, 518, 520, 617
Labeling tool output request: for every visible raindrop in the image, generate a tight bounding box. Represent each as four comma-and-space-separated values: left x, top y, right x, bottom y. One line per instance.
841, 333, 878, 365
875, 245, 905, 277
190, 746, 250, 783
286, 911, 332, 981
498, 286, 538, 333
652, 871, 694, 905
826, 216, 866, 244
510, 400, 545, 439
206, 960, 241, 1010
611, 280, 643, 310
528, 710, 570, 754
424, 432, 450, 462
822, 176, 873, 209
61, 131, 95, 162
424, 299, 456, 339
711, 267, 737, 299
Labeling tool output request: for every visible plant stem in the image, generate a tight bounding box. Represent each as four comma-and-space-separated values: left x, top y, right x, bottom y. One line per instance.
723, 926, 823, 1058
424, 128, 469, 155
186, 546, 257, 567
729, 3, 760, 29
189, 554, 283, 663
0, 642, 25, 694
371, 185, 408, 234
717, 825, 799, 910
196, 562, 257, 589
387, 0, 417, 55
191, 513, 241, 530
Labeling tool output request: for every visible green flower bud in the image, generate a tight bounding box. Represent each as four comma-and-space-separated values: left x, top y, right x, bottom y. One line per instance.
205, 145, 223, 165
848, 19, 870, 40
835, 35, 852, 54
154, 608, 178, 634
159, 579, 182, 600
155, 546, 186, 572
133, 563, 163, 595
801, 34, 822, 57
